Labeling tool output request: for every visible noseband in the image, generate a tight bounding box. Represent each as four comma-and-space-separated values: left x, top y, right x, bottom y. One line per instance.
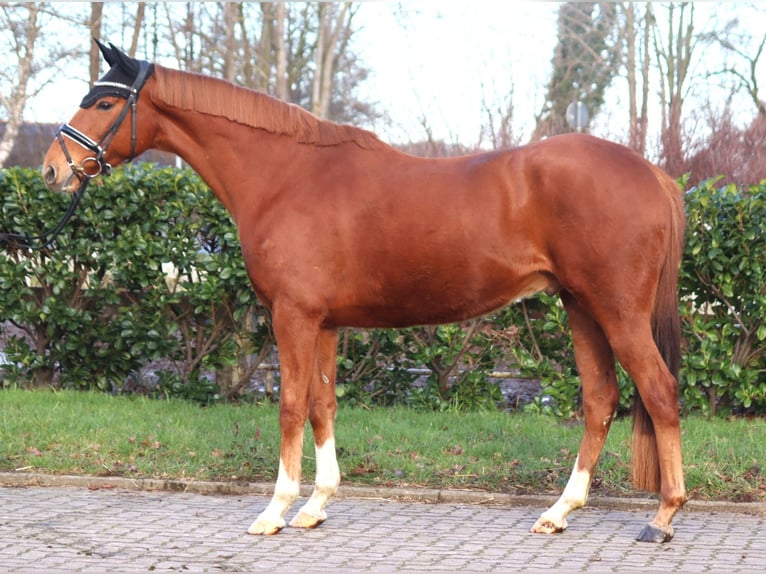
0, 60, 152, 250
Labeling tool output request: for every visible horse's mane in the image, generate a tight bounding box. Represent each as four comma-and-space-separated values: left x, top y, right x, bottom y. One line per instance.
152, 65, 385, 150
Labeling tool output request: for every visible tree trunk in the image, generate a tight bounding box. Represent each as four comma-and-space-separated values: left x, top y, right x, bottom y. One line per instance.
639, 3, 651, 153
275, 2, 288, 100
222, 2, 237, 82
128, 3, 146, 58
0, 101, 22, 168
311, 4, 327, 116
89, 3, 104, 86
625, 2, 639, 151
216, 307, 274, 400
319, 4, 348, 118
238, 3, 254, 88
654, 2, 695, 175
623, 1, 650, 154
255, 2, 274, 92
311, 3, 350, 118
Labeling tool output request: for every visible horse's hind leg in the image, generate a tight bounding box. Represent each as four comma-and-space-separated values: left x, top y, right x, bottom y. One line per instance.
531, 292, 619, 535
290, 328, 341, 529
606, 321, 687, 542
248, 305, 319, 535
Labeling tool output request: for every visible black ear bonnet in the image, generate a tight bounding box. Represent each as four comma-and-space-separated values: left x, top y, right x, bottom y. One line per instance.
80, 40, 154, 108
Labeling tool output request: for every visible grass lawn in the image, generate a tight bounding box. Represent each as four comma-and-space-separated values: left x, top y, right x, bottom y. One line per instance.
1, 389, 764, 502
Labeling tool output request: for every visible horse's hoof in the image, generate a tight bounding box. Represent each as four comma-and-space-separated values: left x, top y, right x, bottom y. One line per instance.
636, 522, 674, 543
247, 516, 285, 536
290, 510, 326, 529
530, 516, 567, 535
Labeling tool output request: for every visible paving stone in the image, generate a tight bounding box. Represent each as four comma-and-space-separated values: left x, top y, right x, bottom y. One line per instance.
0, 485, 764, 572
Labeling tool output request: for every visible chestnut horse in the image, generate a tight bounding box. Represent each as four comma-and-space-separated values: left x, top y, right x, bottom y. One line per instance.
42, 42, 687, 543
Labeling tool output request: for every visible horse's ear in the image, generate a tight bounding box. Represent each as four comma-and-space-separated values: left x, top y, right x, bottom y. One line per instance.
93, 38, 137, 72
94, 37, 117, 67
108, 42, 139, 73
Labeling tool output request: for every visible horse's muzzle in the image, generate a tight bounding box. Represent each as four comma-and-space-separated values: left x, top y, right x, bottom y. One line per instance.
41, 161, 78, 193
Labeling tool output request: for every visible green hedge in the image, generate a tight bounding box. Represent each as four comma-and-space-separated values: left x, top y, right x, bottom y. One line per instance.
679, 179, 766, 415
1, 167, 764, 416
0, 166, 269, 402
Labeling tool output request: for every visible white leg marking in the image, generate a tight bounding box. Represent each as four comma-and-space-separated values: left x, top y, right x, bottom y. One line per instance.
292, 438, 340, 524
247, 458, 300, 534
536, 455, 592, 530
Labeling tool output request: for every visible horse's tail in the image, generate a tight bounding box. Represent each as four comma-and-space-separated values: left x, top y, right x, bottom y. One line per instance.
631, 166, 686, 493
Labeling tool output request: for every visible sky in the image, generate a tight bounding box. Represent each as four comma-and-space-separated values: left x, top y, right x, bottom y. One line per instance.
15, 2, 766, 151
352, 1, 766, 149
354, 2, 558, 145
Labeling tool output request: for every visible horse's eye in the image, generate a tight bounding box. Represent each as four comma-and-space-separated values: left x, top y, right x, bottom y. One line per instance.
96, 100, 114, 111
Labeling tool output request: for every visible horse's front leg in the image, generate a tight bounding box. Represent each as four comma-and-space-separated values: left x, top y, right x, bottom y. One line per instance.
291, 328, 340, 529
247, 306, 320, 535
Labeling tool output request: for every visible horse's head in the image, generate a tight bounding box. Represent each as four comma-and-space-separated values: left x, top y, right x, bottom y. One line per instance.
42, 40, 154, 192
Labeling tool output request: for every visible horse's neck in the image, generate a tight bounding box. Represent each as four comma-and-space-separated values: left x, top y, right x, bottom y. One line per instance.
154, 102, 303, 218
149, 67, 391, 217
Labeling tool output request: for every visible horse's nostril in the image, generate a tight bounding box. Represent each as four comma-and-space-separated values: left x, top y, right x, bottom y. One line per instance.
42, 164, 57, 187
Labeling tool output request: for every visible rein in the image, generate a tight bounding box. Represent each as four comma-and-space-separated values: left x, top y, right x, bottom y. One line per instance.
0, 60, 152, 251
0, 176, 90, 251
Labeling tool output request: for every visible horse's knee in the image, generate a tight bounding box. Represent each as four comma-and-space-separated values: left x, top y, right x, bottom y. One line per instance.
279, 404, 308, 435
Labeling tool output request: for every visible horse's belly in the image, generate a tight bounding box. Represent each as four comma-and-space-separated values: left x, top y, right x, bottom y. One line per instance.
327, 270, 557, 329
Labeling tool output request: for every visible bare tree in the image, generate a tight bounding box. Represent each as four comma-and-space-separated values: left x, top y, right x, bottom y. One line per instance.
479, 83, 519, 150
252, 2, 286, 95
274, 2, 288, 100
163, 2, 210, 73
621, 1, 652, 154
0, 3, 43, 167
712, 24, 766, 117
233, 3, 254, 88
220, 2, 237, 82
157, 2, 371, 124
311, 3, 351, 118
652, 2, 697, 175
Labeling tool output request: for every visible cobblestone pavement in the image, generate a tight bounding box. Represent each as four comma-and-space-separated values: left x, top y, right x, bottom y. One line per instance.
1, 482, 764, 573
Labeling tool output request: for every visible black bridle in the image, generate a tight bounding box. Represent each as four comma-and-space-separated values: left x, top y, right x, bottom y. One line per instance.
0, 60, 152, 250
